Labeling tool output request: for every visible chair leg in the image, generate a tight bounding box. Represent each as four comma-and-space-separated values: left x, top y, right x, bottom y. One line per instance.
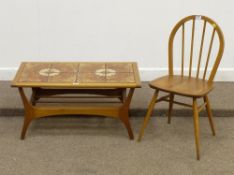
203, 95, 216, 136
138, 90, 159, 142
167, 93, 174, 124
192, 98, 201, 160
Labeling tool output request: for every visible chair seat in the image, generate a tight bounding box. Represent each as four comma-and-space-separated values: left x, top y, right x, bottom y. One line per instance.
149, 75, 213, 97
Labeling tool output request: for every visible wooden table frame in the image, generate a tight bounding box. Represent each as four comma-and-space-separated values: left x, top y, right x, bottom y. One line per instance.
12, 62, 141, 140
19, 87, 135, 140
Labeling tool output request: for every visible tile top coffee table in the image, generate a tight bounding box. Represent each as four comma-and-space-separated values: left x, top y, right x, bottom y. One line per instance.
12, 62, 141, 139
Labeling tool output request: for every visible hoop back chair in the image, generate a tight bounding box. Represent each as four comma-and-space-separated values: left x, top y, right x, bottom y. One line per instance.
138, 15, 224, 160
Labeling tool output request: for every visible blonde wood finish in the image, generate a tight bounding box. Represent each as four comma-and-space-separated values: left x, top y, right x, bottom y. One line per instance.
167, 93, 174, 124
192, 98, 200, 160
189, 18, 195, 77
196, 20, 207, 78
168, 15, 224, 81
138, 90, 159, 142
203, 28, 216, 80
138, 15, 224, 160
150, 75, 213, 97
155, 94, 170, 103
198, 102, 207, 113
203, 95, 216, 136
19, 87, 34, 139
163, 99, 192, 108
12, 62, 141, 139
12, 62, 141, 88
181, 24, 185, 76
19, 87, 136, 140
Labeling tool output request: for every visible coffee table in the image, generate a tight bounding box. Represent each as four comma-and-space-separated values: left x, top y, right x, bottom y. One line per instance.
11, 62, 141, 139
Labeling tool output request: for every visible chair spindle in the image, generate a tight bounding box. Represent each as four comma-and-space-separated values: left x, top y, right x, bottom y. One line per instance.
181, 24, 185, 76
189, 18, 195, 77
196, 20, 207, 78
203, 28, 216, 80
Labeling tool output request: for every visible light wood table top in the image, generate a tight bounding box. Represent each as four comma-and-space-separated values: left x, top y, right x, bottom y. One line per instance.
11, 61, 140, 140
12, 62, 141, 88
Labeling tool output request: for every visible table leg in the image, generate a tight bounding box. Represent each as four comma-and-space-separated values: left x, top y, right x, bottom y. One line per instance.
30, 88, 40, 105
18, 87, 34, 139
120, 89, 127, 102
119, 88, 135, 140
18, 87, 135, 140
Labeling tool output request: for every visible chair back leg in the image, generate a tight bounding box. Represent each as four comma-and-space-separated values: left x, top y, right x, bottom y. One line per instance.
167, 93, 174, 124
203, 95, 216, 136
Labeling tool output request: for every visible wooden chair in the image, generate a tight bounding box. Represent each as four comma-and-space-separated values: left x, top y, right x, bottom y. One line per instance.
138, 15, 224, 160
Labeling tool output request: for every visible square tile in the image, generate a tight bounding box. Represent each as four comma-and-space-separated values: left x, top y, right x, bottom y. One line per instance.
19, 71, 49, 82
50, 63, 79, 72
48, 72, 76, 83
106, 72, 135, 83
19, 63, 51, 82
78, 72, 106, 83
106, 63, 133, 72
79, 63, 105, 73
23, 63, 51, 74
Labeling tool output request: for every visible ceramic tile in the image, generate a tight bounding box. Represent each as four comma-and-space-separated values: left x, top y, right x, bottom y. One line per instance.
79, 63, 105, 73
48, 72, 76, 83
50, 63, 79, 72
78, 72, 106, 83
14, 62, 139, 87
19, 71, 49, 82
106, 63, 133, 72
19, 63, 51, 82
22, 63, 51, 74
106, 72, 135, 83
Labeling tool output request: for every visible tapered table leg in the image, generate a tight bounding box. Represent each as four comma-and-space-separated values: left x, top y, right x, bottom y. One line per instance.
119, 88, 135, 140
21, 117, 32, 139
19, 87, 34, 140
19, 87, 136, 140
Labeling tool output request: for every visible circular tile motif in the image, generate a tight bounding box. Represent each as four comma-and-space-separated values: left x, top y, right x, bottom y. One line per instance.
96, 68, 116, 77
39, 68, 60, 77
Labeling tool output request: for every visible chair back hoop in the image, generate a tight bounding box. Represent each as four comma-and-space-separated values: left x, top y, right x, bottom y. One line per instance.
168, 15, 224, 83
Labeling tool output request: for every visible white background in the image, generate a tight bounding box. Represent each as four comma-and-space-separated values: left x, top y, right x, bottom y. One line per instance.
0, 0, 233, 81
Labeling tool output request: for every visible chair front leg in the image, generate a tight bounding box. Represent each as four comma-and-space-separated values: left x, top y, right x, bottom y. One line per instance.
192, 97, 201, 160
138, 90, 159, 142
167, 93, 174, 124
203, 95, 216, 136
